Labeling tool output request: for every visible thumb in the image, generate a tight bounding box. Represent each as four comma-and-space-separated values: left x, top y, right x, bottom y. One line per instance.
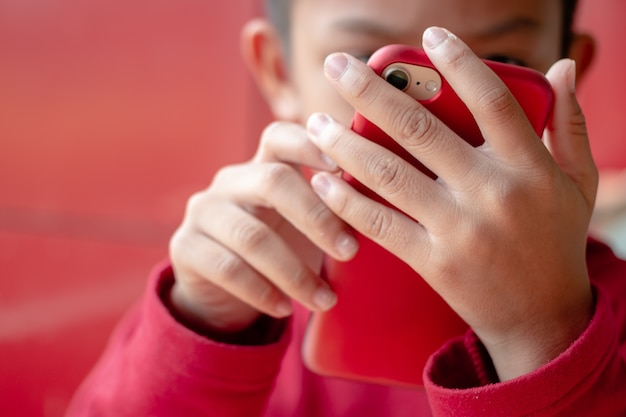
544, 58, 598, 208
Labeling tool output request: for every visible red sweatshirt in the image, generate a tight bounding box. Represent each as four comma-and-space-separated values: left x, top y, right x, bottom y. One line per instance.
66, 239, 626, 416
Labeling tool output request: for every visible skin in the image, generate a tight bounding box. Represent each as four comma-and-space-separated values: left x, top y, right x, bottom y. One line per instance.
169, 0, 597, 382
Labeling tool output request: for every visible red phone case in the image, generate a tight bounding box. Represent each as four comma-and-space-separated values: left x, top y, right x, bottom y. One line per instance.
302, 45, 554, 388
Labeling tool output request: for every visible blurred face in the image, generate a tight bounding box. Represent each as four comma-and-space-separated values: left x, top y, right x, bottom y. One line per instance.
287, 0, 563, 124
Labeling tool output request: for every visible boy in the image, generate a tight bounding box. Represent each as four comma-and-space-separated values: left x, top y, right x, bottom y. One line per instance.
67, 0, 626, 415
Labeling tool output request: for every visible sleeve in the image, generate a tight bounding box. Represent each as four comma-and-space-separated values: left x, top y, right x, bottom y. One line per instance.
423, 284, 626, 417
65, 260, 292, 417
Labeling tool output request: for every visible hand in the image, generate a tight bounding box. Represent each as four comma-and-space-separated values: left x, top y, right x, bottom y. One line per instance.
168, 122, 357, 334
307, 27, 597, 380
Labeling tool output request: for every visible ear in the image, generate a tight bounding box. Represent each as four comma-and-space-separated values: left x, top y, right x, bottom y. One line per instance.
240, 18, 301, 121
567, 33, 595, 83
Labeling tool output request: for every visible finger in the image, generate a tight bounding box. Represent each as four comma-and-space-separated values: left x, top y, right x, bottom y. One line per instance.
254, 121, 339, 172
543, 59, 598, 208
307, 112, 450, 226
422, 27, 543, 163
311, 171, 431, 270
323, 52, 479, 183
170, 226, 293, 319
210, 162, 358, 260
195, 199, 339, 315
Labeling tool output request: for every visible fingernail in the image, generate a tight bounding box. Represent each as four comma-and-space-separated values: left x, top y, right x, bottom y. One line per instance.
325, 53, 349, 80
423, 27, 454, 49
275, 300, 293, 317
568, 59, 577, 93
336, 232, 358, 258
320, 153, 337, 170
311, 173, 332, 197
307, 112, 331, 141
313, 286, 337, 311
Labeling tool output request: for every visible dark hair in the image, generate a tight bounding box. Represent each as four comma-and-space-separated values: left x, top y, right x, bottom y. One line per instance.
264, 0, 292, 52
265, 0, 579, 57
561, 0, 579, 56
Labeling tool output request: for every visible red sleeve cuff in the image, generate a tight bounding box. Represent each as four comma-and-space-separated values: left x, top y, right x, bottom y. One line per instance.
423, 286, 621, 416
143, 259, 292, 384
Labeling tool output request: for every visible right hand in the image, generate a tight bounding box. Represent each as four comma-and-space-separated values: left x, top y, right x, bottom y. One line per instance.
168, 121, 358, 334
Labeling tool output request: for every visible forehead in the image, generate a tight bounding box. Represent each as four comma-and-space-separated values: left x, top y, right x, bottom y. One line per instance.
293, 0, 560, 40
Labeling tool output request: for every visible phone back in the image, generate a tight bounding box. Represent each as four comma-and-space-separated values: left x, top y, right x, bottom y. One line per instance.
302, 45, 554, 388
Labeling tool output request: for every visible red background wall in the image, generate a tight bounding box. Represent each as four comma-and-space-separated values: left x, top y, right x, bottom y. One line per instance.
576, 0, 626, 169
0, 1, 270, 415
0, 1, 623, 416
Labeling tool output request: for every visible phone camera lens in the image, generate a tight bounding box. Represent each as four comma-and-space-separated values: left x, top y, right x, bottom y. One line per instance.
384, 68, 410, 91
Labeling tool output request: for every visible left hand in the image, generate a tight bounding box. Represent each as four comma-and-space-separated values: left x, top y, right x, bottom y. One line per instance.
307, 27, 597, 381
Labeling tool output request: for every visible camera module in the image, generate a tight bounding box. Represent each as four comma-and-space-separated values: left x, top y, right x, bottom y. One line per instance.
384, 67, 410, 91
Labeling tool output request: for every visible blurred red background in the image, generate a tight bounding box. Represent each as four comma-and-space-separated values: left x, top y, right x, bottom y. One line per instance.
0, 1, 270, 415
0, 0, 623, 416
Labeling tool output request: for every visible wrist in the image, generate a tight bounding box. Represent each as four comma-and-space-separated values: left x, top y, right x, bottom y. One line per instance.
481, 285, 594, 381
165, 281, 286, 345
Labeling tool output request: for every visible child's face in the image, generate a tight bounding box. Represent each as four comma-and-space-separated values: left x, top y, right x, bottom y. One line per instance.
286, 0, 563, 124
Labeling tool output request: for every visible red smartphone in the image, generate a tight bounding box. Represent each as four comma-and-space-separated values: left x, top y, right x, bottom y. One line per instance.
302, 45, 554, 388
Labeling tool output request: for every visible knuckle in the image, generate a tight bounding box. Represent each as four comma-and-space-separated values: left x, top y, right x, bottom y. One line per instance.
260, 162, 293, 193
428, 250, 461, 281
363, 207, 393, 240
233, 221, 272, 252
253, 281, 278, 306
212, 164, 235, 184
185, 191, 206, 215
262, 120, 283, 134
283, 266, 310, 292
213, 251, 247, 283
481, 178, 543, 226
569, 105, 588, 137
255, 121, 296, 161
183, 190, 218, 225
475, 84, 517, 124
168, 227, 189, 263
484, 178, 518, 208
366, 154, 406, 196
259, 121, 285, 144
350, 72, 379, 106
304, 201, 335, 229
394, 107, 440, 155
